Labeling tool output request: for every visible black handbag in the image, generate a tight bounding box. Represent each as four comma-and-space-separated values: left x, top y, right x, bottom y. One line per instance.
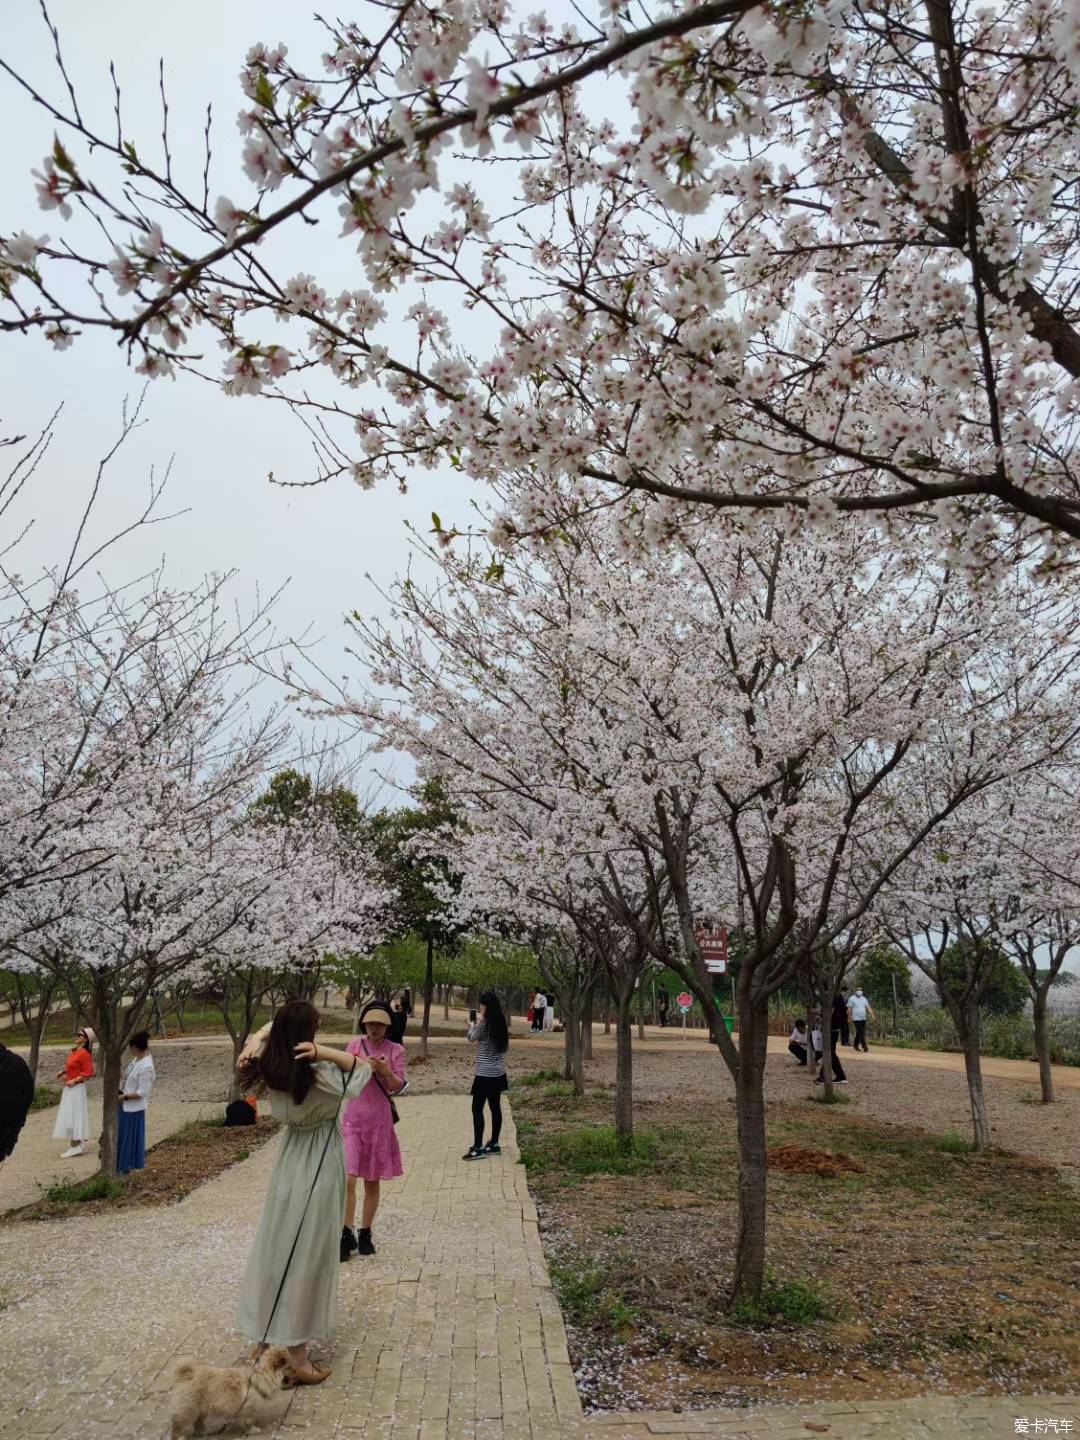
360, 1040, 401, 1124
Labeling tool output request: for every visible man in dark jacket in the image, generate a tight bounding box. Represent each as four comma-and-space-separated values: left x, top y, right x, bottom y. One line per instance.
0, 1043, 34, 1164
838, 990, 851, 1046
814, 994, 848, 1085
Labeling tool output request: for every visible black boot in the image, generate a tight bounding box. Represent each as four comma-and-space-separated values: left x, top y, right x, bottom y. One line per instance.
356, 1227, 376, 1256
340, 1226, 357, 1263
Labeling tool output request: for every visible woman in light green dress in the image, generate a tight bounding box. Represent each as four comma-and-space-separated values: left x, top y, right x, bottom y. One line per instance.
235, 1000, 370, 1384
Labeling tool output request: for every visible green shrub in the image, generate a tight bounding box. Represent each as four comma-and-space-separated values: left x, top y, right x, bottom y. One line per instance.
732, 1272, 828, 1327
44, 1173, 126, 1204
520, 1124, 661, 1176
29, 1085, 62, 1113
519, 1069, 564, 1087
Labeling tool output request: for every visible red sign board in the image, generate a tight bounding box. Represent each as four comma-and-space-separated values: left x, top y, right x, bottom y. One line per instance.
675, 991, 693, 1011
696, 927, 728, 972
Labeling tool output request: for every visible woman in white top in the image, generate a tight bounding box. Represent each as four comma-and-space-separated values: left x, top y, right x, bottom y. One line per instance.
116, 1030, 155, 1174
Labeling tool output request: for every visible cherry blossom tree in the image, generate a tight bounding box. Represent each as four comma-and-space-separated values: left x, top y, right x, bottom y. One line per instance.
310, 506, 1080, 1298
3, 1, 1079, 557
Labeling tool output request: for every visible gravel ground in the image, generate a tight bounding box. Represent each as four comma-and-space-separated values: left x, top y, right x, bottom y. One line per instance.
23, 1024, 1078, 1177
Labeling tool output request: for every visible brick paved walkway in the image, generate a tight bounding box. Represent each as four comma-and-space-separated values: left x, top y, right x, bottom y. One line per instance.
0, 1095, 1074, 1440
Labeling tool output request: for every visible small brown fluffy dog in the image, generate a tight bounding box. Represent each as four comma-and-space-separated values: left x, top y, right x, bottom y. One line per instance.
168, 1345, 293, 1438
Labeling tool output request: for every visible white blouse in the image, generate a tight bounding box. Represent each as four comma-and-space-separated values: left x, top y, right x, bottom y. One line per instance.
121, 1055, 156, 1113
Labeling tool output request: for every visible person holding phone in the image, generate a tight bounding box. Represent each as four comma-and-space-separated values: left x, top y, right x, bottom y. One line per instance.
340, 1002, 407, 1261
235, 1001, 370, 1385
463, 992, 510, 1160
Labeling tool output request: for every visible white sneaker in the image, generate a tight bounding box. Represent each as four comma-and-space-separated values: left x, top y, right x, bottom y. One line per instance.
60, 1145, 86, 1158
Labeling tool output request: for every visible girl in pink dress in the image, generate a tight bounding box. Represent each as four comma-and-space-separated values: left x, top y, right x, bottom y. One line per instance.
340, 1001, 407, 1261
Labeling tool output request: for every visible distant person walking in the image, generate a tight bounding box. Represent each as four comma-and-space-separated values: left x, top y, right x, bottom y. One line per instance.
657, 987, 670, 1027
463, 992, 509, 1160
53, 1026, 95, 1158
531, 991, 546, 1032
388, 991, 412, 1046
838, 990, 851, 1046
116, 1030, 156, 1173
788, 1019, 808, 1066
1, 1043, 34, 1166
848, 987, 874, 1051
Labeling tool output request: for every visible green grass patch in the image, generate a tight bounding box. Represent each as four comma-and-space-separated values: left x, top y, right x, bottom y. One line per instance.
808, 1090, 851, 1104
520, 1123, 662, 1177
29, 1084, 61, 1112
731, 1272, 829, 1328
931, 1131, 976, 1154
43, 1173, 127, 1204
519, 1069, 564, 1087
542, 1080, 578, 1100
550, 1260, 639, 1337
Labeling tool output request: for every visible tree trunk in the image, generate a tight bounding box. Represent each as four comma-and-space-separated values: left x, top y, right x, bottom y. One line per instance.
730, 998, 769, 1301
420, 936, 434, 1060
604, 995, 612, 1036
1033, 989, 1054, 1104
98, 1044, 123, 1176
572, 1015, 585, 1094
27, 1029, 43, 1084
563, 1016, 576, 1084
582, 987, 594, 1062
227, 1032, 249, 1101
614, 990, 634, 1142
443, 983, 450, 1021
958, 1001, 991, 1149
636, 977, 646, 1041
820, 996, 834, 1102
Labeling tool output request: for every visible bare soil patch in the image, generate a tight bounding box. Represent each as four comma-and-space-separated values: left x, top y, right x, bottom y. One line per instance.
5, 1117, 279, 1222
513, 1080, 1080, 1414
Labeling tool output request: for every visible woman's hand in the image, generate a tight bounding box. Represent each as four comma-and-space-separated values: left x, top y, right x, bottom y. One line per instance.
294, 1041, 320, 1062
369, 1055, 392, 1077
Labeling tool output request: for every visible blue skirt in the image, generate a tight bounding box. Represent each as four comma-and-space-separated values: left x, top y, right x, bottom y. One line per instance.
116, 1107, 146, 1173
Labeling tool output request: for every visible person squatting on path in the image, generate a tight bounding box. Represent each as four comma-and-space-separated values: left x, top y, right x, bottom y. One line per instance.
340, 1001, 408, 1263
463, 991, 509, 1161
235, 1001, 371, 1386
788, 1019, 809, 1066
53, 1026, 95, 1158
117, 1030, 156, 1173
849, 987, 874, 1051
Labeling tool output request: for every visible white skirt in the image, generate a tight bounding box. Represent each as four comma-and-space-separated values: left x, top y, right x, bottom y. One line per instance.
52, 1083, 91, 1142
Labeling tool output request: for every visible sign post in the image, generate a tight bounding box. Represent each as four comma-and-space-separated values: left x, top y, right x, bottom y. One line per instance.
676, 991, 693, 1033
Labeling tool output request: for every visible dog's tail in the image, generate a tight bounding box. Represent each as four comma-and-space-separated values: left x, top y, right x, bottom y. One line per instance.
171, 1360, 196, 1384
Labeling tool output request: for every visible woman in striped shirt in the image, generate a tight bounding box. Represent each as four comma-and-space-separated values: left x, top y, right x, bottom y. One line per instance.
463, 991, 510, 1160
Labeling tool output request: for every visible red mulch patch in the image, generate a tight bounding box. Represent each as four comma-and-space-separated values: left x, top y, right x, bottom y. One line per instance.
767, 1143, 864, 1178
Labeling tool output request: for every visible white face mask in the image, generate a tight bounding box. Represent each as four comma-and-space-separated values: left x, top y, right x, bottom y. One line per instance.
855, 990, 863, 997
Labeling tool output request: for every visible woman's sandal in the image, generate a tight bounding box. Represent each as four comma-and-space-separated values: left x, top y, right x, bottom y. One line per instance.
289, 1364, 331, 1386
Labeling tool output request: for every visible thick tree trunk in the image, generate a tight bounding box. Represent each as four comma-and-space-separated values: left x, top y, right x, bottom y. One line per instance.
98, 1044, 122, 1176
1033, 990, 1054, 1104
614, 991, 634, 1142
443, 983, 450, 1021
604, 996, 612, 1036
582, 987, 594, 1062
958, 1002, 991, 1149
636, 978, 646, 1041
563, 1015, 574, 1081
730, 998, 769, 1302
420, 936, 434, 1060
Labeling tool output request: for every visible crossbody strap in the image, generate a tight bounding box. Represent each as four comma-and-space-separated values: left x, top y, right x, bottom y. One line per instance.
359, 1040, 399, 1111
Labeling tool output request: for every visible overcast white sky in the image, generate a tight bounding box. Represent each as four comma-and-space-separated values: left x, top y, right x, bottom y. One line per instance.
1, 1, 487, 790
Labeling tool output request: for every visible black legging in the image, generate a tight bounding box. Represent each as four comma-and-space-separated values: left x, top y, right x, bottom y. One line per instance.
472, 1091, 503, 1149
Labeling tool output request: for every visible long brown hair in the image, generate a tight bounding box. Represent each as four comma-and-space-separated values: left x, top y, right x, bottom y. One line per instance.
238, 1001, 319, 1103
